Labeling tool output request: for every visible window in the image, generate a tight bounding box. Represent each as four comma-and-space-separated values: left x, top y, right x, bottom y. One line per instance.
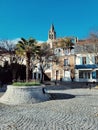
65, 49, 68, 54
56, 70, 59, 80
95, 56, 98, 64
79, 71, 90, 79
64, 59, 69, 66
96, 70, 98, 78
79, 71, 83, 78
58, 49, 61, 52
92, 71, 96, 79
34, 73, 36, 79
82, 57, 86, 64
84, 72, 90, 79
88, 72, 90, 79
55, 48, 62, 56
84, 72, 87, 79
56, 70, 59, 75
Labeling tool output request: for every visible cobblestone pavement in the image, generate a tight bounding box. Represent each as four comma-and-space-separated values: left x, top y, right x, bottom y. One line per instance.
0, 88, 98, 130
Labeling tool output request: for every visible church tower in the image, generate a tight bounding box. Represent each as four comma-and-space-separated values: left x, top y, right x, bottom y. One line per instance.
47, 24, 56, 48
48, 24, 56, 40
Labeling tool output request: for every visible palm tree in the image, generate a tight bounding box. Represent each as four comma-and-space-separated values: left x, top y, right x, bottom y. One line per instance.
15, 37, 39, 82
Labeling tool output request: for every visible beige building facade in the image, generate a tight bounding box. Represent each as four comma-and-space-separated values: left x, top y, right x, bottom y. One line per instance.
45, 24, 76, 81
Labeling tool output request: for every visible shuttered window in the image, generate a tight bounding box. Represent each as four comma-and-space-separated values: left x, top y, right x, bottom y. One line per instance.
82, 57, 86, 64
95, 56, 98, 64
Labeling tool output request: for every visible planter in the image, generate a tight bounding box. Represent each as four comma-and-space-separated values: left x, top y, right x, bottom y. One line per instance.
0, 85, 50, 105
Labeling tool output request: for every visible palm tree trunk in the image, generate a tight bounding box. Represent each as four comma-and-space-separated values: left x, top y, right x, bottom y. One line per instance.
26, 53, 30, 82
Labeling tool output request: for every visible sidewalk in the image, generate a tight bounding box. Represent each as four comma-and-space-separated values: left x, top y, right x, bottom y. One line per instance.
44, 81, 97, 89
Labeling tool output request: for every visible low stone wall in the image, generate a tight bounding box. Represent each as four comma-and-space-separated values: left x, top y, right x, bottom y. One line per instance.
0, 85, 50, 105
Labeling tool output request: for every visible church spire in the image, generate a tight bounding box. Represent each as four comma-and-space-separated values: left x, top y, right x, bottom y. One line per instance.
50, 24, 54, 31
48, 24, 56, 40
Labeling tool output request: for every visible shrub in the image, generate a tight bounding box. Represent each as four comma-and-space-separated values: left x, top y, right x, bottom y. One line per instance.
12, 81, 40, 87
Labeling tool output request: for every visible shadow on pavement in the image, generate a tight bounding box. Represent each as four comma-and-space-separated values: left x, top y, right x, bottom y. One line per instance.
49, 93, 75, 100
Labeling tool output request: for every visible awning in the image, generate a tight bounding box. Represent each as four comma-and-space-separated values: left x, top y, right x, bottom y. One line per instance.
75, 64, 98, 69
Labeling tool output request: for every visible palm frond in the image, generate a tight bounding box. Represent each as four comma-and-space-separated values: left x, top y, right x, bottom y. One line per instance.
21, 37, 27, 43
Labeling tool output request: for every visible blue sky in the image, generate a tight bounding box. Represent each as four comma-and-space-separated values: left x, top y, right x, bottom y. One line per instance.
0, 0, 98, 41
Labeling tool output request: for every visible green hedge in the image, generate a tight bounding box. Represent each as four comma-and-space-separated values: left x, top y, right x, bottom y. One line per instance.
12, 81, 40, 86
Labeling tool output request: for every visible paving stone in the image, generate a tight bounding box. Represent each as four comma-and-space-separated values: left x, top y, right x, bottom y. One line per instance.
0, 88, 98, 129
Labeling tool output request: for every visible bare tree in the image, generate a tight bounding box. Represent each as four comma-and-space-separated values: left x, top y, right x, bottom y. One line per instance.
36, 42, 58, 83
0, 40, 22, 82
0, 40, 16, 65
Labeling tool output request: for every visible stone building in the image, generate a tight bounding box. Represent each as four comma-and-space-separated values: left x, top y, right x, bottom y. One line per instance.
75, 39, 98, 82
45, 24, 76, 81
